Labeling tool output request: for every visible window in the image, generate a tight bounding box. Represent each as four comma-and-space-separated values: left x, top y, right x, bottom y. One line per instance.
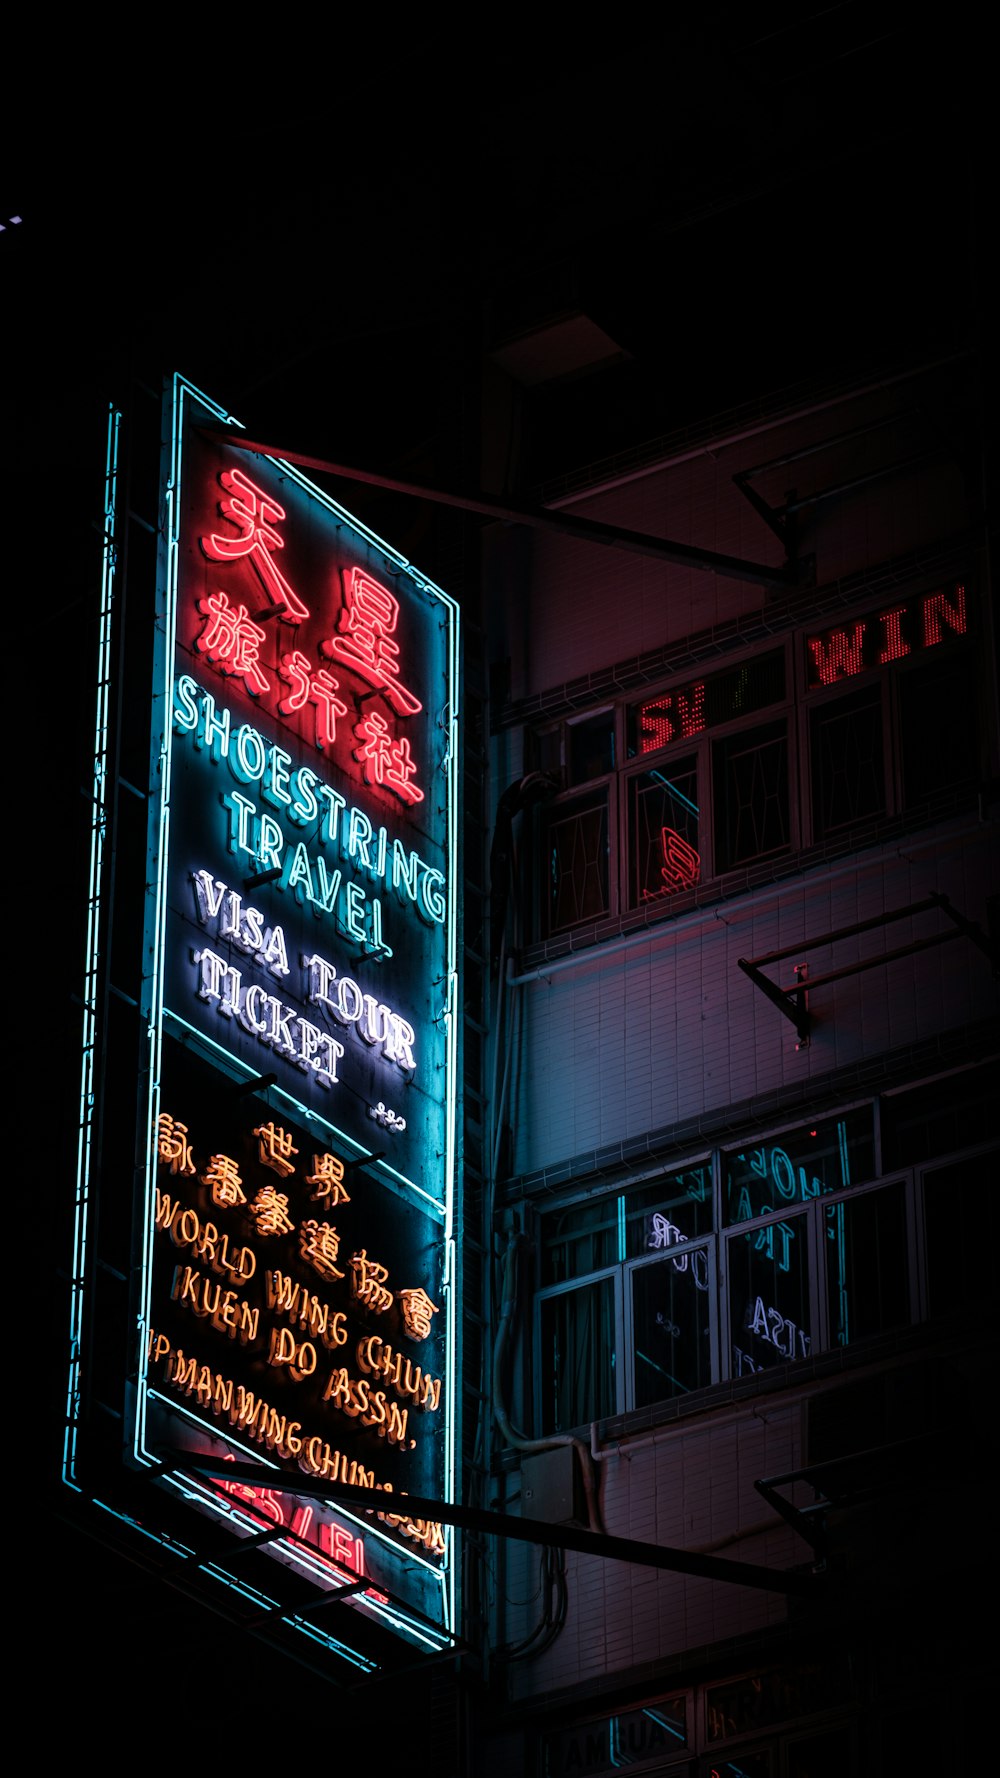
537, 1162, 714, 1430
527, 579, 981, 944
809, 681, 885, 838
722, 1109, 876, 1223
727, 1208, 811, 1375
630, 649, 792, 885
823, 1182, 909, 1346
532, 1099, 999, 1433
803, 582, 977, 846
632, 1240, 714, 1406
540, 1275, 618, 1433
536, 708, 615, 935
898, 650, 979, 806
713, 718, 790, 870
544, 787, 610, 931
922, 1151, 998, 1319
628, 754, 701, 904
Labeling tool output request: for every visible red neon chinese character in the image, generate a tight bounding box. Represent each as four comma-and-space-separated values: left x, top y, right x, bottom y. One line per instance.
278, 651, 349, 749
353, 712, 424, 805
201, 467, 310, 623
642, 827, 701, 899
321, 569, 422, 716
196, 589, 271, 695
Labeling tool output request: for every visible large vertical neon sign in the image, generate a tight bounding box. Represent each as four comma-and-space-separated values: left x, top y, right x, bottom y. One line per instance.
126, 374, 460, 1664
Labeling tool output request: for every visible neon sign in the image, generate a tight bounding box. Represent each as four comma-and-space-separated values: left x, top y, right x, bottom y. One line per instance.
805, 584, 967, 686
197, 478, 426, 804
642, 826, 701, 899
630, 650, 785, 758
128, 374, 459, 1660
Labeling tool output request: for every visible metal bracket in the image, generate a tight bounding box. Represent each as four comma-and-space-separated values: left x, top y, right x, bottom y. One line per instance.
738, 892, 995, 1042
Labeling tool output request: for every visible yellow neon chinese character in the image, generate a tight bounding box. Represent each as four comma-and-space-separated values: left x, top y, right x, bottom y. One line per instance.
300, 1219, 345, 1281
202, 1153, 246, 1207
253, 1120, 299, 1178
350, 1249, 393, 1313
249, 1186, 295, 1236
397, 1287, 441, 1341
304, 1152, 351, 1206
157, 1113, 196, 1176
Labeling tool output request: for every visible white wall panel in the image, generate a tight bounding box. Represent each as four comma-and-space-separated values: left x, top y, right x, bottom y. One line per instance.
510, 826, 998, 1178
507, 1397, 806, 1701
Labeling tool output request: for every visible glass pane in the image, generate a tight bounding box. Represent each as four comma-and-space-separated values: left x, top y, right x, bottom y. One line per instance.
626, 1163, 714, 1257
627, 650, 785, 758
899, 653, 978, 808
632, 1248, 713, 1405
881, 1063, 999, 1167
824, 1182, 908, 1346
542, 1697, 687, 1777
785, 1728, 853, 1777
545, 789, 610, 931
727, 1212, 810, 1377
723, 1109, 875, 1225
629, 756, 701, 906
568, 710, 615, 783
706, 1658, 850, 1742
923, 1152, 999, 1317
810, 682, 885, 837
713, 720, 789, 869
705, 1755, 772, 1778
542, 1195, 622, 1286
540, 1277, 617, 1432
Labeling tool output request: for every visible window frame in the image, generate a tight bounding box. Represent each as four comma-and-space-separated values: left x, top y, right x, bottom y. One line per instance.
534, 1154, 718, 1430
797, 589, 979, 847
531, 1098, 997, 1436
525, 583, 982, 946
534, 704, 620, 936
534, 639, 798, 934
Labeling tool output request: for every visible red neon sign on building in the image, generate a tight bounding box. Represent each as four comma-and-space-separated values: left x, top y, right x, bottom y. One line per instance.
806, 585, 967, 687
196, 472, 427, 805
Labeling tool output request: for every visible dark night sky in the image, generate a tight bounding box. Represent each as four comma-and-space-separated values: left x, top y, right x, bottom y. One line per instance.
11, 8, 983, 450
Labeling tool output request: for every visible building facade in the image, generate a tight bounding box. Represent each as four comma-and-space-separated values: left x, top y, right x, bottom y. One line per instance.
474, 345, 998, 1775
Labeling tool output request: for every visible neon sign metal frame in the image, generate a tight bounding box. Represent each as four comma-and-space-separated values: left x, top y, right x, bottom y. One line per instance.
67, 375, 461, 1675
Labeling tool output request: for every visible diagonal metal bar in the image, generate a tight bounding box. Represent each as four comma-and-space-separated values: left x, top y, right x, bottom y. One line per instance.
198, 429, 800, 589
737, 892, 994, 1040
167, 1452, 821, 1597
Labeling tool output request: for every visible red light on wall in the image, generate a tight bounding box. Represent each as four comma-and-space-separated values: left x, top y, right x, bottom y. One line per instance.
640, 827, 701, 899
806, 585, 970, 689
639, 682, 705, 752
922, 583, 967, 646
201, 467, 311, 623
877, 606, 910, 664
807, 623, 866, 685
